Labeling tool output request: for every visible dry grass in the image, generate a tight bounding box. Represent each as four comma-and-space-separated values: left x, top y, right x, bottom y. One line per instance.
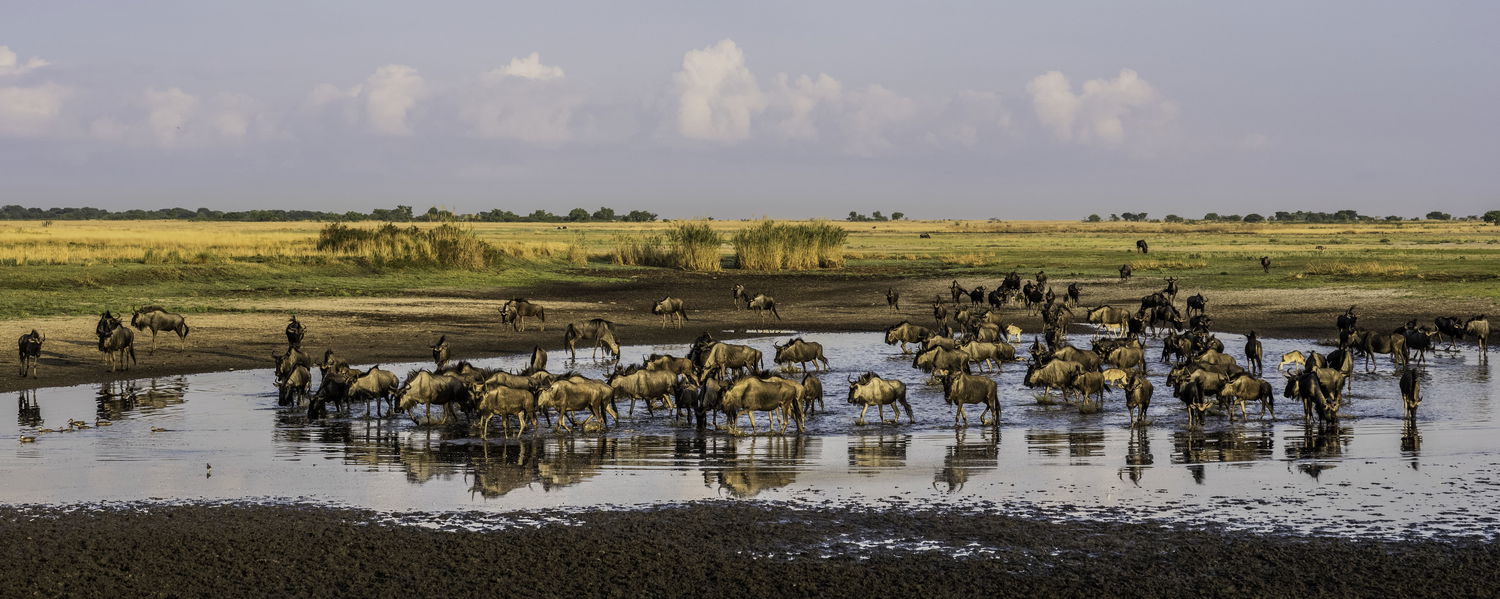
1129, 259, 1210, 271
941, 253, 994, 267
1301, 261, 1413, 278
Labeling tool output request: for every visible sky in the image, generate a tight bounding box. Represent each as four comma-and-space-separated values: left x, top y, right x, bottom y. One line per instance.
1, 1, 1496, 219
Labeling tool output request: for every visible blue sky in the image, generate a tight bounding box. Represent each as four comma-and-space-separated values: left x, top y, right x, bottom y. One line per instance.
1, 1, 1495, 218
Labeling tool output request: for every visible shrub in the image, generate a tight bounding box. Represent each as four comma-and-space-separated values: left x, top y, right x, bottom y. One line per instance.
732, 221, 848, 270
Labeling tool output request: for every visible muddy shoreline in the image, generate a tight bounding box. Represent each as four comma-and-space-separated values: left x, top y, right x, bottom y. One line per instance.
0, 501, 1492, 598
5, 270, 1492, 393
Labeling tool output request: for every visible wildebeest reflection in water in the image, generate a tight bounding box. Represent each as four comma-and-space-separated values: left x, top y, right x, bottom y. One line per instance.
933, 429, 998, 493
848, 433, 911, 472
469, 439, 545, 499
1119, 427, 1153, 486
17, 390, 41, 428
705, 435, 811, 498
1172, 428, 1274, 466
1025, 429, 1105, 460
1284, 424, 1352, 461
1401, 419, 1422, 459
94, 377, 187, 421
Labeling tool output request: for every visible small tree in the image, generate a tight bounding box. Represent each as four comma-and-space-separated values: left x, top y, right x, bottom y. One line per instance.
1164, 214, 1184, 223
1202, 212, 1221, 221
871, 211, 887, 221
1086, 214, 1101, 222
1243, 213, 1265, 223
528, 209, 559, 222
1483, 210, 1500, 224
623, 209, 658, 222
890, 212, 905, 220
591, 207, 617, 221
1426, 211, 1452, 220
566, 208, 591, 222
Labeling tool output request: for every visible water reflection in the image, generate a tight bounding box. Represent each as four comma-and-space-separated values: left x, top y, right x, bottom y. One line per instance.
94, 377, 188, 421
1119, 427, 1152, 486
1401, 419, 1422, 455
1172, 428, 1274, 465
848, 433, 910, 472
707, 435, 811, 497
469, 439, 544, 498
934, 429, 999, 493
1026, 429, 1105, 460
1284, 424, 1352, 461
17, 390, 41, 428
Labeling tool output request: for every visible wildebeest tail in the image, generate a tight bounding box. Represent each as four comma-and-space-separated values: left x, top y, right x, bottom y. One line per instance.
770, 305, 781, 320
182, 321, 191, 339
127, 344, 137, 365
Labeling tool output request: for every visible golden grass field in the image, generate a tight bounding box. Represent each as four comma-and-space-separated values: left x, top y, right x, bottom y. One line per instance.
0, 218, 1496, 318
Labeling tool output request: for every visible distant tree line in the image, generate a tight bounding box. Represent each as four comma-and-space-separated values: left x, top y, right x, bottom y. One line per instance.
1083, 209, 1498, 224
846, 211, 905, 222
0, 204, 658, 223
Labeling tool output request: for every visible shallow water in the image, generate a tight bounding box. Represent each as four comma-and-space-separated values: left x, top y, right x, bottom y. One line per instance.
3, 331, 1497, 540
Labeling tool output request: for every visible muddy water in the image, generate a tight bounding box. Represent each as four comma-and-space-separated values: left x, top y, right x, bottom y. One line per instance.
3, 332, 1497, 540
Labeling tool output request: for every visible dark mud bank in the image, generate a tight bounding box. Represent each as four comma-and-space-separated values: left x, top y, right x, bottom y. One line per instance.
1, 502, 1493, 598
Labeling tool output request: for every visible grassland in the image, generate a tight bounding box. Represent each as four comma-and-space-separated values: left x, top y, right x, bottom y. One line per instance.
0, 218, 1496, 319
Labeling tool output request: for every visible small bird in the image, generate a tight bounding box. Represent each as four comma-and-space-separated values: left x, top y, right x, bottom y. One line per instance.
37, 428, 56, 434
95, 420, 113, 427
19, 436, 35, 443
150, 426, 167, 433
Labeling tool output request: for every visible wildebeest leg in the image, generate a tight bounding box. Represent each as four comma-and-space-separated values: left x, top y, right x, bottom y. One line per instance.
478, 413, 492, 440
955, 404, 965, 426
856, 405, 869, 426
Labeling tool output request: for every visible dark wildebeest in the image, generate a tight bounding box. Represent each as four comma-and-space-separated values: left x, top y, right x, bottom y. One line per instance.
500, 299, 547, 332
1066, 283, 1082, 306
1349, 329, 1407, 372
1283, 368, 1341, 426
652, 296, 689, 328
17, 330, 43, 377
1244, 331, 1263, 375
1023, 359, 1084, 401
131, 307, 190, 353
1185, 294, 1207, 318
967, 286, 986, 305
1119, 264, 1133, 280
847, 372, 913, 426
884, 321, 933, 354
1403, 327, 1437, 365
748, 294, 781, 320
1260, 256, 1271, 272
1176, 378, 1211, 428
430, 335, 450, 369
986, 288, 1008, 309
1399, 368, 1422, 420
800, 373, 824, 414
1122, 374, 1153, 427
285, 315, 305, 348
940, 372, 999, 427
932, 301, 948, 325
527, 346, 548, 374
1337, 306, 1359, 333
278, 362, 312, 407
732, 284, 750, 309
885, 288, 900, 312
773, 338, 828, 372
1162, 277, 1180, 303
949, 280, 966, 304
1136, 239, 1149, 254
98, 320, 136, 372
1433, 316, 1467, 349
564, 319, 621, 361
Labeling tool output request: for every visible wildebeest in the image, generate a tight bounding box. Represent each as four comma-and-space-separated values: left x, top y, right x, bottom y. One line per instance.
885, 288, 900, 312
1398, 368, 1422, 420
652, 296, 689, 328
17, 330, 42, 377
884, 321, 932, 354
1467, 315, 1490, 356
949, 280, 966, 304
1185, 294, 1207, 317
285, 315, 305, 348
1260, 256, 1271, 272
319, 348, 348, 376
1348, 329, 1407, 372
1219, 374, 1274, 420
430, 335, 450, 369
1136, 239, 1149, 254
1102, 345, 1146, 373
527, 346, 548, 374
800, 373, 824, 414
1066, 283, 1082, 306
1176, 378, 1211, 428
1162, 277, 1180, 303
536, 375, 617, 432
1336, 305, 1358, 333
1403, 327, 1437, 364
564, 318, 621, 361
932, 301, 948, 324
98, 320, 136, 372
1023, 359, 1084, 401
1087, 305, 1130, 338
1119, 264, 1133, 280
847, 373, 913, 426
773, 338, 828, 372
468, 381, 537, 438
940, 372, 999, 427
396, 370, 475, 425
607, 365, 677, 416
1035, 270, 1049, 288
958, 340, 1015, 372
967, 286, 986, 305
700, 342, 764, 377
1244, 331, 1263, 374
273, 346, 314, 386
131, 307, 190, 353
277, 363, 311, 407
346, 365, 400, 418
748, 294, 781, 320
1433, 316, 1468, 349
643, 353, 694, 377
912, 345, 970, 379
1043, 344, 1102, 371
1122, 374, 1153, 427
1283, 368, 1342, 425
500, 298, 547, 332
1069, 371, 1107, 407
720, 374, 804, 433
732, 284, 750, 309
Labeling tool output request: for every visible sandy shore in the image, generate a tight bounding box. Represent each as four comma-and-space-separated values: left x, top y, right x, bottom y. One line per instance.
4, 270, 1492, 393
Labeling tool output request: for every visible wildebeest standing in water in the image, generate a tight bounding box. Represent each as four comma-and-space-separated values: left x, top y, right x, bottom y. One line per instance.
885, 288, 900, 312
564, 318, 621, 361
527, 346, 548, 374
396, 370, 474, 425
285, 315, 305, 348
1467, 315, 1490, 358
1399, 368, 1421, 420
652, 296, 689, 328
131, 306, 190, 353
846, 372, 913, 426
430, 335, 450, 369
17, 330, 43, 377
940, 372, 999, 427
774, 338, 828, 372
1244, 331, 1263, 375
1136, 239, 1149, 254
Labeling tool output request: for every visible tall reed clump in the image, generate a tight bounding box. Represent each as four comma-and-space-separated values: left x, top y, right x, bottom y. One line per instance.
316, 223, 492, 269
610, 234, 674, 267
732, 221, 847, 270
664, 222, 723, 271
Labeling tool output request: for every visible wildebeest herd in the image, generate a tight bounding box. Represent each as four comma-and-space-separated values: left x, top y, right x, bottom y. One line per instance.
12, 276, 1494, 440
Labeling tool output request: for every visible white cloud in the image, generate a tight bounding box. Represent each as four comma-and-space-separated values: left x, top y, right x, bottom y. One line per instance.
484, 52, 564, 82
363, 64, 426, 136
674, 39, 765, 141
0, 82, 68, 137
0, 45, 49, 78
1027, 68, 1176, 146
928, 90, 1012, 148
768, 73, 842, 141
144, 87, 198, 146
837, 84, 918, 156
